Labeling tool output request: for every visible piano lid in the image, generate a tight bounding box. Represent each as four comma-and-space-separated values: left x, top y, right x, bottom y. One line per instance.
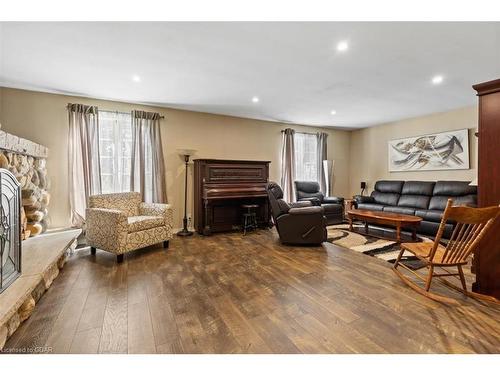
203, 183, 268, 200
194, 158, 271, 164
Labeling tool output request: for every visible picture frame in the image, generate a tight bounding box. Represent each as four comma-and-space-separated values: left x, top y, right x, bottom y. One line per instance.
388, 129, 470, 172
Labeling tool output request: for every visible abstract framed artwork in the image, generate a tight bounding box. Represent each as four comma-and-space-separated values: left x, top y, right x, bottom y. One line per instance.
388, 129, 470, 172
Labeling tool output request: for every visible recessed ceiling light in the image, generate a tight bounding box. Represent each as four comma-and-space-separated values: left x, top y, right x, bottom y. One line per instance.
132, 75, 141, 82
336, 41, 349, 52
252, 96, 260, 103
330, 110, 337, 115
431, 75, 444, 85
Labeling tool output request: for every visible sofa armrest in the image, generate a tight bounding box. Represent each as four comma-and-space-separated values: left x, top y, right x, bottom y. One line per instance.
139, 203, 174, 228
85, 208, 128, 253
289, 201, 313, 208
353, 195, 375, 204
296, 197, 322, 206
323, 196, 344, 205
289, 206, 325, 215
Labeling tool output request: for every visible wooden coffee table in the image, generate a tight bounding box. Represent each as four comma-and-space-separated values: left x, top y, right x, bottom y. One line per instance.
346, 209, 422, 242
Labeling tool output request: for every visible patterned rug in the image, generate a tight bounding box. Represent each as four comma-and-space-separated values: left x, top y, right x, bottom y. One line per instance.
326, 223, 431, 269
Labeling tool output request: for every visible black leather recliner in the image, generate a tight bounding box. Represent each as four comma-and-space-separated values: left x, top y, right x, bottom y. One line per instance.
294, 181, 344, 225
266, 182, 327, 245
354, 180, 477, 238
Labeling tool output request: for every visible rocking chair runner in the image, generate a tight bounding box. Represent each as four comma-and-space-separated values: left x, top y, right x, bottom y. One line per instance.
393, 199, 500, 304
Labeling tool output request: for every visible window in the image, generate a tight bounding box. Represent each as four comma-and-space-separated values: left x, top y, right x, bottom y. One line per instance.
294, 132, 318, 182
98, 111, 133, 194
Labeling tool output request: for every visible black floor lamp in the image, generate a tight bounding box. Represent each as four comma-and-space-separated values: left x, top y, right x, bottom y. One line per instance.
177, 149, 196, 237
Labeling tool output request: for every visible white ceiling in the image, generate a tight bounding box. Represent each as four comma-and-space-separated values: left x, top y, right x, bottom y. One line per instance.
1, 22, 499, 129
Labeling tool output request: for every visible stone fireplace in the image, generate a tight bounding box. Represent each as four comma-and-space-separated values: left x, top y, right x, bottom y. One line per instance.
0, 130, 49, 239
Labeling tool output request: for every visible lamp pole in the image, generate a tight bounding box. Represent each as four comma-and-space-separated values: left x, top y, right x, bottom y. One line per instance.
177, 154, 193, 236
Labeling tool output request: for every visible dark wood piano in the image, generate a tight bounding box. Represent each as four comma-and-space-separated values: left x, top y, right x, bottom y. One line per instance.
194, 159, 271, 235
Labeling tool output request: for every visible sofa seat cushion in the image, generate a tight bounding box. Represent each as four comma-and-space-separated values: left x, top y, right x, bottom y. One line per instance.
415, 209, 442, 223
357, 203, 385, 211
128, 215, 165, 233
383, 206, 416, 216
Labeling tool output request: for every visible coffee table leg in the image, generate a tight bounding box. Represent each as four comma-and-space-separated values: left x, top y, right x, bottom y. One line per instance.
365, 221, 369, 233
396, 224, 401, 242
412, 226, 417, 241
349, 216, 353, 231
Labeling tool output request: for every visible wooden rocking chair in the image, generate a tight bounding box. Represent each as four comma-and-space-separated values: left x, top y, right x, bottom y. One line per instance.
393, 199, 500, 304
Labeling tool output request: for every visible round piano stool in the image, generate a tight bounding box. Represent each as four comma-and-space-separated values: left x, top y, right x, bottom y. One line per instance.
241, 204, 259, 235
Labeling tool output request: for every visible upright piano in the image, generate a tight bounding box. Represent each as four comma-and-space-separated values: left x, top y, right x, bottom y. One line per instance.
193, 159, 271, 235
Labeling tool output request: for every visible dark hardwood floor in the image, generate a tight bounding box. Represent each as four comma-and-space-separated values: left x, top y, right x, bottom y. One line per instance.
4, 229, 500, 354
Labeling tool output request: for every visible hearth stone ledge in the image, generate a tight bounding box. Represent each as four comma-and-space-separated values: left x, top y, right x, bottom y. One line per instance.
0, 130, 48, 159
0, 230, 80, 351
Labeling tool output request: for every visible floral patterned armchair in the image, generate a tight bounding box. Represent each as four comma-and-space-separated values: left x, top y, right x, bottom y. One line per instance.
86, 192, 173, 262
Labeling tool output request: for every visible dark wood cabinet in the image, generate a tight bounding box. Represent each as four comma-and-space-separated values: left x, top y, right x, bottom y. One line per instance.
193, 159, 271, 235
472, 78, 500, 299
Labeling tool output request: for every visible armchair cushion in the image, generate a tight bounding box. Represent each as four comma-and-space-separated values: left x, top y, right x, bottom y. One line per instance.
139, 202, 174, 228
296, 197, 321, 206
289, 201, 313, 208
89, 192, 141, 216
289, 206, 325, 215
128, 215, 165, 233
323, 196, 344, 205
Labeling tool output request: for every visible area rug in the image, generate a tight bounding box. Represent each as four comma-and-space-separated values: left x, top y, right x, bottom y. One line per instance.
326, 223, 431, 269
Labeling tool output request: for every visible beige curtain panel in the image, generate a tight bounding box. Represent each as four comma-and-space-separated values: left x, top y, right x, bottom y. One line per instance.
130, 110, 168, 204
280, 128, 296, 202
68, 103, 101, 227
317, 132, 328, 194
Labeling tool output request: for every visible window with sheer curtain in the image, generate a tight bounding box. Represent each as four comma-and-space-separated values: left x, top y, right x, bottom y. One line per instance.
294, 132, 318, 182
98, 111, 133, 194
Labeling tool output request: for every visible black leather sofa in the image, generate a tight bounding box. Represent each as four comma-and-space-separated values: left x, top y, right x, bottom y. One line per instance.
294, 181, 344, 225
354, 180, 477, 238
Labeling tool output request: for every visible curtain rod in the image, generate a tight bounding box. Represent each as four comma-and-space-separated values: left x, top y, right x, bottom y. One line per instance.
66, 105, 165, 119
280, 129, 322, 135
99, 109, 165, 119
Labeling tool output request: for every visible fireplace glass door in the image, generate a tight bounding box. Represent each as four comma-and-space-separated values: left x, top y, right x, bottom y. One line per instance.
0, 169, 21, 293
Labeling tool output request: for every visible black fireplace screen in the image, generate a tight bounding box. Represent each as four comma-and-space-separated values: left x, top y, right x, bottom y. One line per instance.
0, 168, 21, 294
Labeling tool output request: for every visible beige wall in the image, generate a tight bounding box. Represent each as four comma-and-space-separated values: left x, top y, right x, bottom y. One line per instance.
0, 87, 351, 229
348, 106, 478, 197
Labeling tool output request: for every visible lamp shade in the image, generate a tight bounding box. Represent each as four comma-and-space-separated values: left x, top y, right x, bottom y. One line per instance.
177, 149, 197, 157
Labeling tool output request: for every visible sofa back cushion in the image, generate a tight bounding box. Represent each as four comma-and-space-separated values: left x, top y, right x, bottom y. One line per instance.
402, 181, 435, 196
295, 181, 324, 201
371, 180, 403, 206
397, 181, 435, 209
432, 181, 477, 196
398, 195, 430, 209
374, 180, 404, 194
89, 192, 141, 216
428, 181, 477, 210
266, 182, 290, 218
371, 191, 400, 206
